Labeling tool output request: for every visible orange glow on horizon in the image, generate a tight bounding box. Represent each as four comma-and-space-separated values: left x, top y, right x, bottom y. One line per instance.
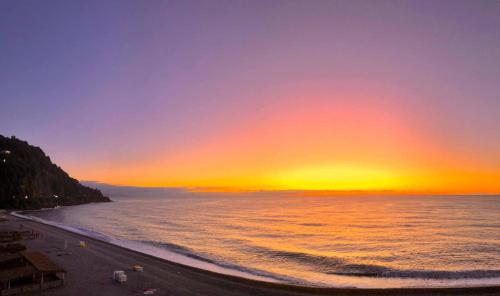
70, 91, 500, 195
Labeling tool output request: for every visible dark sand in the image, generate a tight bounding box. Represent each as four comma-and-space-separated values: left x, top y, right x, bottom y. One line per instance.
1, 214, 500, 296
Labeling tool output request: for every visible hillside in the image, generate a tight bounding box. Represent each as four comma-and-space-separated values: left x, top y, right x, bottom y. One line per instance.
0, 135, 110, 209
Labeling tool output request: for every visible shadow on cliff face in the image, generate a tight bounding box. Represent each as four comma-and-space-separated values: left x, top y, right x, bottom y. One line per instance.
0, 135, 110, 210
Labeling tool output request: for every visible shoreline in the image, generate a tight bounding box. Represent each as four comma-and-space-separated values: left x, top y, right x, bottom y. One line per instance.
2, 213, 500, 295
12, 209, 500, 289
11, 210, 288, 285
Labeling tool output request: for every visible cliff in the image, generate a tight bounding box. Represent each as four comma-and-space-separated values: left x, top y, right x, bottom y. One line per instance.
0, 135, 110, 209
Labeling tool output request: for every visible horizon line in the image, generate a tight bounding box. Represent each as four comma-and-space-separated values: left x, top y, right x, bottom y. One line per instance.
81, 181, 500, 196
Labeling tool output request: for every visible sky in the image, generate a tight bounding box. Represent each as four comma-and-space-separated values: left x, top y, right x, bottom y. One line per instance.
1, 0, 500, 193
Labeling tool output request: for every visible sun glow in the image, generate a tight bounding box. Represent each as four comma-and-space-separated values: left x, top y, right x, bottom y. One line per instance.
266, 165, 399, 191
72, 96, 500, 193
69, 90, 500, 194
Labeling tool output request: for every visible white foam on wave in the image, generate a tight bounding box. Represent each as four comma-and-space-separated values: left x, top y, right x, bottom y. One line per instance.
316, 272, 500, 289
11, 211, 284, 284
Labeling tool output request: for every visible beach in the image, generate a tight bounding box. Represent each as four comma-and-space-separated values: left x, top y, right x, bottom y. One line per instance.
1, 214, 499, 296
2, 0, 500, 294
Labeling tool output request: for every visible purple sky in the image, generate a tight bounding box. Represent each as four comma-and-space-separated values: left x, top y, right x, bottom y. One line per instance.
1, 0, 500, 191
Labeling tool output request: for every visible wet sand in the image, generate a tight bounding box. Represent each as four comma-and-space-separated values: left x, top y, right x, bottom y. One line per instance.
2, 214, 500, 296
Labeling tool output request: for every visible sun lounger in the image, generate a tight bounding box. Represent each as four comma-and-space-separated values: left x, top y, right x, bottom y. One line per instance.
143, 288, 158, 295
0, 230, 38, 242
0, 243, 26, 253
132, 265, 143, 272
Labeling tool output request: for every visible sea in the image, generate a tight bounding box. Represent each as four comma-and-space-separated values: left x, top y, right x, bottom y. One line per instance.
17, 190, 500, 288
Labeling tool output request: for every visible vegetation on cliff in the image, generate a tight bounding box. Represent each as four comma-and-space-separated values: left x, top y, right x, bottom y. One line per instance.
0, 135, 110, 209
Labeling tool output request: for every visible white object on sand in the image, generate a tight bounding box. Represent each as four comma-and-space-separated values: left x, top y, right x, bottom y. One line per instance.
113, 270, 124, 278
113, 271, 127, 283
117, 274, 127, 283
143, 289, 158, 295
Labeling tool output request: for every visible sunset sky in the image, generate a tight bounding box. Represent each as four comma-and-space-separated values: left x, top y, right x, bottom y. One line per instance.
1, 0, 500, 193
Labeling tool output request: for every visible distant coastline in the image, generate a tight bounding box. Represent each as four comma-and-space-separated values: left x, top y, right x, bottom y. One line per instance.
82, 181, 500, 198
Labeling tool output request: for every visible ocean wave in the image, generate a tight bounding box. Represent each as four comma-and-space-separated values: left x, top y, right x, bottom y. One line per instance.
140, 240, 193, 254
140, 240, 218, 264
244, 245, 500, 280
330, 266, 500, 279
299, 223, 327, 227
138, 239, 296, 283
244, 245, 345, 271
